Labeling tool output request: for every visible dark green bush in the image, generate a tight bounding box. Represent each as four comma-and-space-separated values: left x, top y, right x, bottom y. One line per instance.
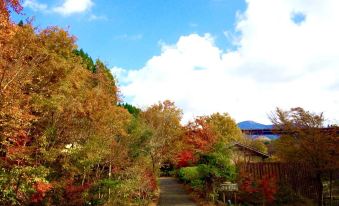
198, 151, 236, 181
274, 184, 315, 206
190, 179, 204, 190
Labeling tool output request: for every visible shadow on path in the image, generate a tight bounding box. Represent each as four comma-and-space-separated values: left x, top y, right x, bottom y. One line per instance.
158, 177, 197, 206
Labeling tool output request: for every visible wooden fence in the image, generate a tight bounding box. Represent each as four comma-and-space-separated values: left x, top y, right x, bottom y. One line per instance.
238, 162, 322, 201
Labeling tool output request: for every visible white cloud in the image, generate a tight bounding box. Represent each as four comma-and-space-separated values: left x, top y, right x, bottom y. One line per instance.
53, 0, 93, 16
23, 0, 47, 11
111, 67, 129, 84
114, 0, 339, 124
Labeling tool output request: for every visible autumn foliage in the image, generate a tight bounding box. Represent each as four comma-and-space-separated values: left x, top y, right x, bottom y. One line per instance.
183, 117, 216, 152
31, 181, 53, 203
3, 1, 323, 205
0, 1, 158, 205
0, 0, 22, 26
239, 174, 277, 205
176, 150, 196, 168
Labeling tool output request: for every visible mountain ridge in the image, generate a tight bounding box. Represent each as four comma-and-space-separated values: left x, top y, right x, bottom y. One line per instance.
237, 120, 273, 129
237, 121, 277, 139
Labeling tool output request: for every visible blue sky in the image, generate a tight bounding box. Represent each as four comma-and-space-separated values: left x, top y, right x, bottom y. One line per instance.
13, 0, 339, 124
14, 0, 246, 69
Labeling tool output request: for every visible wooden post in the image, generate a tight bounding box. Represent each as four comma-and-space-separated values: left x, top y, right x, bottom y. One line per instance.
234, 192, 237, 206
223, 192, 225, 203
317, 172, 323, 206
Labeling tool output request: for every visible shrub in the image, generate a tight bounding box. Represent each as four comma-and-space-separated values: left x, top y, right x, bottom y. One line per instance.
238, 174, 277, 205
178, 166, 201, 183
274, 184, 315, 206
190, 179, 204, 190
64, 181, 92, 206
198, 151, 236, 181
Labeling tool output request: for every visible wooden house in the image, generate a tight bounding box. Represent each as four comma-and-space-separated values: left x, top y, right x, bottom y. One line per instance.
230, 142, 270, 165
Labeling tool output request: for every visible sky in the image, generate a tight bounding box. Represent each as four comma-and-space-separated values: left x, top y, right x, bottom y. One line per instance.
13, 0, 339, 124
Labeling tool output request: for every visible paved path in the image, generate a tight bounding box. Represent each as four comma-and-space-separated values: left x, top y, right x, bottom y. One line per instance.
158, 177, 197, 206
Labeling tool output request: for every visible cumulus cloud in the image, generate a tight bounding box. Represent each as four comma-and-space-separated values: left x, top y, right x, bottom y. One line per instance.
23, 0, 47, 11
114, 0, 339, 124
53, 0, 93, 16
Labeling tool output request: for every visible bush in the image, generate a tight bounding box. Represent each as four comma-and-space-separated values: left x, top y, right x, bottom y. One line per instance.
274, 184, 315, 206
238, 175, 315, 206
190, 179, 204, 190
198, 151, 236, 181
177, 147, 236, 200
178, 167, 205, 191
178, 166, 201, 182
238, 174, 277, 205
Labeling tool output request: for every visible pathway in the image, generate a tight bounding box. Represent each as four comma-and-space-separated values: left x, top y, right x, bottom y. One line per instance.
158, 177, 197, 206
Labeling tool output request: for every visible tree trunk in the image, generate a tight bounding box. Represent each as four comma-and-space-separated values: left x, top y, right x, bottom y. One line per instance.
108, 161, 112, 200
329, 171, 333, 206
81, 167, 86, 186
150, 153, 156, 174
316, 172, 323, 206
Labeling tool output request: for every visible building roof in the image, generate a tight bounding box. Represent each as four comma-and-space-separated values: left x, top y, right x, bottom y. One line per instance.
230, 142, 270, 159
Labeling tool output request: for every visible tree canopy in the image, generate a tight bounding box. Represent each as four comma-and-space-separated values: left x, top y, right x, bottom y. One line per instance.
0, 5, 158, 204
270, 107, 338, 171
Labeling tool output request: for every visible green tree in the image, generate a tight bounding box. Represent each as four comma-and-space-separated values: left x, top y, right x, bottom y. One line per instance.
119, 103, 141, 117
73, 49, 96, 73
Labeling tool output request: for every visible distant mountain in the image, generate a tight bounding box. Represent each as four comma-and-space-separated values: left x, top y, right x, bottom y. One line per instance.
237, 121, 277, 140
237, 121, 273, 130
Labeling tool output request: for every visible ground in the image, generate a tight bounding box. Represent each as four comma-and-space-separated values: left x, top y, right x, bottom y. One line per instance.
158, 177, 197, 206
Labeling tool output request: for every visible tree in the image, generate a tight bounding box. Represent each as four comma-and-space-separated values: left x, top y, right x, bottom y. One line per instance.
182, 113, 242, 154
206, 112, 243, 144
141, 100, 183, 173
73, 49, 96, 73
270, 107, 339, 206
0, 0, 22, 26
183, 116, 216, 153
119, 103, 141, 117
270, 107, 338, 170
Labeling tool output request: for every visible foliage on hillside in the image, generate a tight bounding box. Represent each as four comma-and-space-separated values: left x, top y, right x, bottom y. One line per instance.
0, 5, 159, 204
